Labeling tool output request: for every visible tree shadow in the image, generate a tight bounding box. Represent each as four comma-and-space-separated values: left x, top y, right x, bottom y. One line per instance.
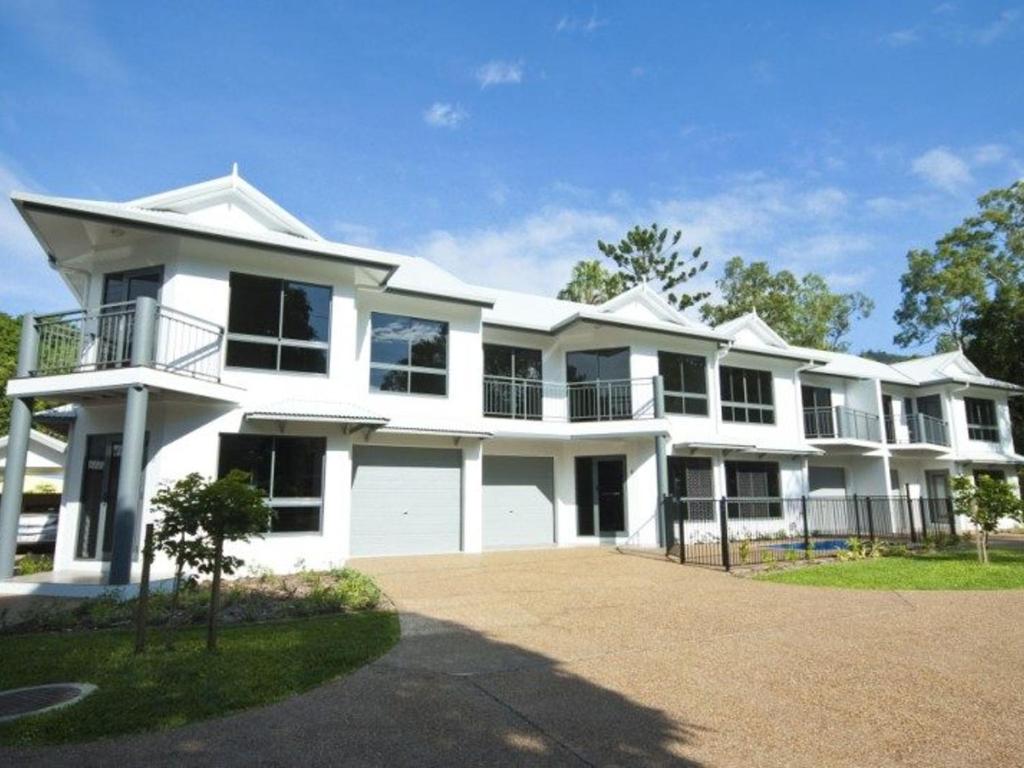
0, 610, 708, 767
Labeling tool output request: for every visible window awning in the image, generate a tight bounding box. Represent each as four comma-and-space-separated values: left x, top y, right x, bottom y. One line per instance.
243, 400, 388, 426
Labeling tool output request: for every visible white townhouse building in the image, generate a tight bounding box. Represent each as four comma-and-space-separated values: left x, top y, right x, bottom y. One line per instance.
0, 171, 1021, 584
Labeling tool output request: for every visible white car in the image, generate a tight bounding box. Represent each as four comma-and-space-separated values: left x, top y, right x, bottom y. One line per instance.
18, 511, 59, 548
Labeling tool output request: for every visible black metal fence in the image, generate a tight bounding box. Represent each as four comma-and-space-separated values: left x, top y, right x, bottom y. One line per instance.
663, 495, 957, 570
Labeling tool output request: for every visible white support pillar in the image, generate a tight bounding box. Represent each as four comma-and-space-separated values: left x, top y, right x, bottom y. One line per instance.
462, 440, 483, 552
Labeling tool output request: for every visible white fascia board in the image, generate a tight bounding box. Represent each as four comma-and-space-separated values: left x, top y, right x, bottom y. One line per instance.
5, 367, 244, 403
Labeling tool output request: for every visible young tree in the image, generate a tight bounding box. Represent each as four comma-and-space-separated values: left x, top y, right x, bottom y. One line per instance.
699, 257, 874, 351
151, 470, 270, 651
151, 473, 211, 610
596, 223, 709, 310
557, 259, 626, 304
198, 470, 270, 651
950, 475, 1023, 564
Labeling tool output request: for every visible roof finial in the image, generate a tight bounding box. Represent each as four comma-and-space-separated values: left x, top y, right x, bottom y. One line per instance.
231, 162, 239, 180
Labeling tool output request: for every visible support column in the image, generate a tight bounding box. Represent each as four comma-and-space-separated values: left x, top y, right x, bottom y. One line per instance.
653, 375, 671, 549
0, 313, 38, 578
461, 440, 484, 553
108, 384, 149, 585
109, 298, 157, 585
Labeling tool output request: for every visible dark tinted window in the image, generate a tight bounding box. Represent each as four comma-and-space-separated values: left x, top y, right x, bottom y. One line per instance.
218, 434, 325, 533
725, 461, 782, 519
370, 313, 448, 395
720, 367, 774, 424
227, 273, 331, 373
965, 397, 998, 441
658, 352, 708, 416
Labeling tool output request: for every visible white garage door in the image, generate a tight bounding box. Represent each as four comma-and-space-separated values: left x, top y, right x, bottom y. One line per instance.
351, 446, 462, 556
483, 455, 555, 549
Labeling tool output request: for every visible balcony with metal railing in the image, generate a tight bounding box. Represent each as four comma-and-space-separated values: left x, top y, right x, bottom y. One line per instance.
886, 412, 950, 449
803, 405, 881, 444
483, 375, 658, 423
7, 297, 231, 401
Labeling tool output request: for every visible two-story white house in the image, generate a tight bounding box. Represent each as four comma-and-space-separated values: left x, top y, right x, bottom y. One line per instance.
1, 171, 1020, 586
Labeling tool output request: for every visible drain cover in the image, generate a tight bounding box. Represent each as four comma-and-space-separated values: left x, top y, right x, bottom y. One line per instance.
0, 683, 97, 722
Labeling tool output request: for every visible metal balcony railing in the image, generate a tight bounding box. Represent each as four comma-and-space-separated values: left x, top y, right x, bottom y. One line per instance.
803, 405, 881, 442
884, 412, 949, 447
483, 375, 657, 422
31, 299, 224, 382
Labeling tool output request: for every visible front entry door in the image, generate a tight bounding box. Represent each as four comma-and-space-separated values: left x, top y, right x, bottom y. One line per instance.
77, 434, 122, 560
575, 456, 627, 536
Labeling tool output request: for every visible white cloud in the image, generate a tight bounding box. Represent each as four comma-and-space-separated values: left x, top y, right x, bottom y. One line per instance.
911, 147, 973, 192
0, 159, 71, 312
555, 12, 608, 34
403, 176, 878, 311
971, 9, 1020, 45
972, 143, 1008, 165
331, 221, 376, 247
423, 102, 468, 129
881, 28, 920, 47
475, 60, 524, 88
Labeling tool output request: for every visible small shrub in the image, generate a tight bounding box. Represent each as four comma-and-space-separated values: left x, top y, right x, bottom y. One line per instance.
738, 539, 751, 565
15, 553, 53, 576
805, 542, 816, 559
784, 547, 799, 562
761, 550, 776, 566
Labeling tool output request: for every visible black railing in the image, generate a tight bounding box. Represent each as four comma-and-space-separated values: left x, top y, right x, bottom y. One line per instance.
803, 406, 881, 442
664, 495, 957, 570
482, 375, 656, 422
32, 300, 224, 382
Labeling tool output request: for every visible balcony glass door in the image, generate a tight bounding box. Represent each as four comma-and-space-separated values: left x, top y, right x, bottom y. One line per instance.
801, 385, 833, 437
483, 344, 543, 419
566, 347, 631, 421
98, 267, 162, 369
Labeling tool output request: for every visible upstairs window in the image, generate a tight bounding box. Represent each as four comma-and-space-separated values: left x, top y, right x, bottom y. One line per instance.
370, 313, 448, 395
965, 397, 999, 442
720, 366, 774, 424
658, 352, 708, 416
483, 344, 543, 419
226, 273, 331, 373
218, 434, 325, 533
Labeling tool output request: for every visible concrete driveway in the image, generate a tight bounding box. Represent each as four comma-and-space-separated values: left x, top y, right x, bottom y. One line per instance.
3, 547, 1023, 766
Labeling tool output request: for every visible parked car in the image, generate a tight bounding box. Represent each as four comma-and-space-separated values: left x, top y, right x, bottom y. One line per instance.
14, 493, 61, 551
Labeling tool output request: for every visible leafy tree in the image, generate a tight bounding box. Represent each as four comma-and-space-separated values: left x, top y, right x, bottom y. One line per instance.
699, 257, 874, 351
951, 474, 1023, 564
894, 180, 1023, 351
557, 259, 626, 304
151, 470, 270, 651
596, 223, 709, 310
0, 311, 20, 435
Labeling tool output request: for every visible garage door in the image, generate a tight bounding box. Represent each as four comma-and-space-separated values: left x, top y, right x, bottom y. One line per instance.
351, 446, 462, 557
483, 455, 555, 549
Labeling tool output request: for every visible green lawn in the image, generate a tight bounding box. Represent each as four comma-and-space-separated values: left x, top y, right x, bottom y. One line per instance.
756, 547, 1024, 590
0, 611, 399, 746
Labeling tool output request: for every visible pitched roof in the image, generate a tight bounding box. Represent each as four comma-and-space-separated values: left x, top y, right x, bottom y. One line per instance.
891, 351, 1023, 391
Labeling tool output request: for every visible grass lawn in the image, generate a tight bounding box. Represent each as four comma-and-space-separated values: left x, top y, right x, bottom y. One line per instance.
0, 611, 399, 746
756, 547, 1024, 590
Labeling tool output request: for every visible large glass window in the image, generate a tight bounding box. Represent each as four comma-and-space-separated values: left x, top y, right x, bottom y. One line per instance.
566, 347, 631, 421
965, 397, 999, 442
658, 352, 708, 416
370, 313, 448, 395
218, 435, 325, 533
725, 460, 782, 519
483, 344, 543, 419
720, 367, 774, 424
225, 273, 331, 373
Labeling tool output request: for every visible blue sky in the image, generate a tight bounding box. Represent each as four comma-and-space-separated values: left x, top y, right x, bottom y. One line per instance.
1, 1, 1022, 353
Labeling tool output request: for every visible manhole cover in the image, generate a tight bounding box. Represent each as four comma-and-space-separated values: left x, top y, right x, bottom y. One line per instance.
0, 683, 97, 722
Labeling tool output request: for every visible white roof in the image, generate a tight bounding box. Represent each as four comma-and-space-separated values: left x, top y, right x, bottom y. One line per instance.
891, 351, 1023, 391
0, 429, 67, 455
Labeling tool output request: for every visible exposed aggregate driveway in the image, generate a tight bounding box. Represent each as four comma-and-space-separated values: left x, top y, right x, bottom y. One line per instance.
3, 547, 1023, 767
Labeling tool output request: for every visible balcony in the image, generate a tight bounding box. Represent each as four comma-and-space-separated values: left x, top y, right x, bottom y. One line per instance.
803, 405, 881, 443
7, 298, 231, 402
885, 413, 950, 448
483, 376, 657, 423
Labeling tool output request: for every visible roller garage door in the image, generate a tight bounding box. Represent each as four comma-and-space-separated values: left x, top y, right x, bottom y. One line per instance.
351, 446, 462, 556
483, 455, 555, 549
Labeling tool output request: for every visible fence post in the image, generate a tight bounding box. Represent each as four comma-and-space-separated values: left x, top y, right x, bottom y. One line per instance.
134, 523, 155, 655
904, 485, 916, 544
920, 495, 929, 538
865, 496, 875, 542
801, 496, 811, 558
678, 499, 686, 565
853, 494, 862, 537
718, 497, 731, 572
946, 496, 957, 537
